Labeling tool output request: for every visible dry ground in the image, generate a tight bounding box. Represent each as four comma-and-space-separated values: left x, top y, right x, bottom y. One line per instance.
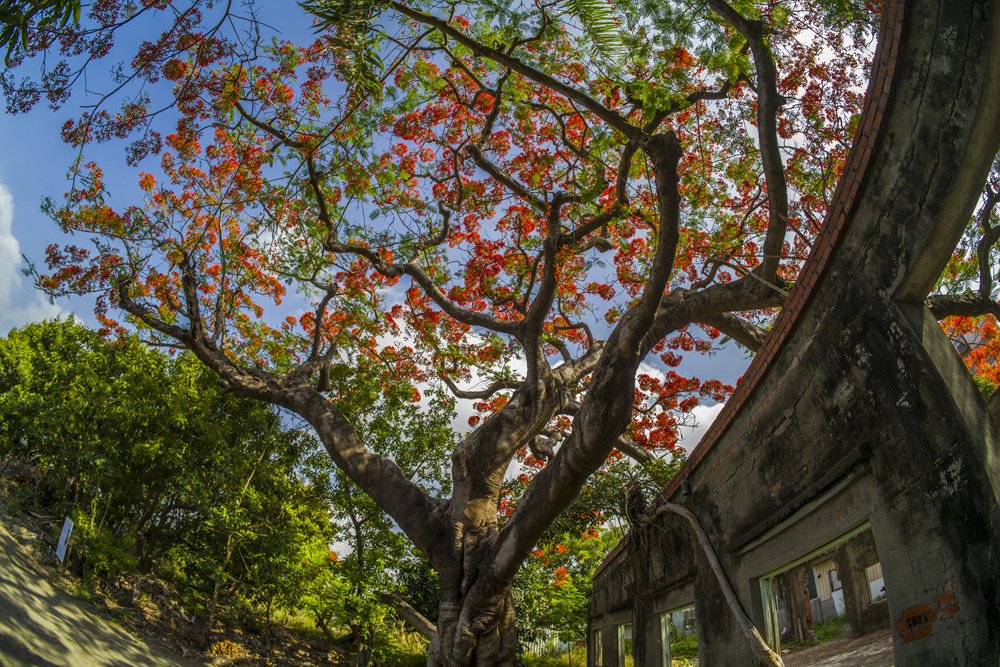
782, 628, 895, 667
0, 522, 194, 667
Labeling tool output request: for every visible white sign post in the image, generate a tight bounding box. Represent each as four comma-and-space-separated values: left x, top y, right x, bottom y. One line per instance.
55, 517, 74, 563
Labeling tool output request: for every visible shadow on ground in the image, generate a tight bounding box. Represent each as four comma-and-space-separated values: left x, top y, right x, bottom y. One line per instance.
0, 524, 193, 667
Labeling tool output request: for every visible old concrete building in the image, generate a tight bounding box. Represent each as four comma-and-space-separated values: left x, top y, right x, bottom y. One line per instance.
588, 0, 1000, 665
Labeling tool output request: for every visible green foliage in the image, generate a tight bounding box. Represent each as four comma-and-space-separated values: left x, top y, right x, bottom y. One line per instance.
0, 318, 335, 628
70, 506, 138, 580
538, 455, 683, 538
0, 318, 457, 662
397, 553, 441, 622
559, 0, 626, 61
783, 613, 849, 649
813, 614, 848, 642
0, 0, 80, 64
506, 455, 680, 648
300, 0, 387, 99
670, 632, 698, 659
975, 375, 998, 400
626, 1, 734, 61
513, 527, 618, 647
811, 0, 881, 34
521, 643, 587, 666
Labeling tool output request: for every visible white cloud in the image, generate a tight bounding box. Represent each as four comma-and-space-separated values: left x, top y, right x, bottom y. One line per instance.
638, 360, 666, 382
676, 401, 726, 454
0, 182, 65, 334
0, 185, 19, 299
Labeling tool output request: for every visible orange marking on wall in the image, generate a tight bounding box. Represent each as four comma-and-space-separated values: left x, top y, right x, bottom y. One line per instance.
895, 582, 960, 642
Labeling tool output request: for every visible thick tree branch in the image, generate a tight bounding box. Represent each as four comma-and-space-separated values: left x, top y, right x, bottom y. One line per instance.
524, 193, 573, 337
698, 312, 769, 352
441, 376, 521, 400
616, 436, 654, 464
643, 502, 784, 666
117, 266, 274, 395
118, 278, 453, 568
528, 435, 556, 460
482, 280, 785, 584
289, 390, 453, 568
975, 183, 1000, 297
645, 279, 787, 354
706, 0, 789, 281
482, 134, 685, 589
978, 223, 1000, 298
379, 592, 437, 640
620, 132, 684, 346
553, 339, 605, 385
926, 292, 1000, 320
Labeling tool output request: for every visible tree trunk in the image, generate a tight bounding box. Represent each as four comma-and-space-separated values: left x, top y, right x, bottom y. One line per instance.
427, 585, 517, 667
133, 490, 164, 573
328, 530, 519, 666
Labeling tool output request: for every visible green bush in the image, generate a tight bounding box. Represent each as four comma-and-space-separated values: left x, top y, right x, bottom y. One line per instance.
670, 632, 699, 658
380, 629, 429, 667
975, 375, 998, 400
521, 644, 587, 666
73, 517, 138, 580
813, 615, 848, 642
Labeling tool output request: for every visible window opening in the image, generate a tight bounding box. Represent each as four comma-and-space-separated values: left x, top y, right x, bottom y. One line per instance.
616, 623, 634, 667
592, 629, 603, 667
756, 524, 891, 664
659, 604, 699, 666
865, 562, 886, 603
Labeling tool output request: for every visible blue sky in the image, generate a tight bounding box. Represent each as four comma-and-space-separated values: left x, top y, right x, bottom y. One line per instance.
0, 3, 314, 334
0, 107, 82, 332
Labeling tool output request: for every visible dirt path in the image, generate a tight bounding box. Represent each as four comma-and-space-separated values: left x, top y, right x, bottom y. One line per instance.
0, 523, 195, 667
782, 628, 895, 667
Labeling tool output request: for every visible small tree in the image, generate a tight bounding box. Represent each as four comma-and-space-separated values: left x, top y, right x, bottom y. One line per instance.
0, 319, 336, 620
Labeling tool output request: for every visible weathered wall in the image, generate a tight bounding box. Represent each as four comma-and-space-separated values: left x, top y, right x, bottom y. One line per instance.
589, 0, 1000, 665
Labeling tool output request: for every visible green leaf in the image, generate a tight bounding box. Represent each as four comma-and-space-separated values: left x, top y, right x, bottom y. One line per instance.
301, 0, 388, 100
559, 0, 627, 62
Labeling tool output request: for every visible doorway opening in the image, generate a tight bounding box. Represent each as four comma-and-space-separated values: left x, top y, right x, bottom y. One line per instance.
758, 523, 892, 666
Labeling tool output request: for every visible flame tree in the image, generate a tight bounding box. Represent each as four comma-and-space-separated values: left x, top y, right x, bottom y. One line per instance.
5, 0, 998, 663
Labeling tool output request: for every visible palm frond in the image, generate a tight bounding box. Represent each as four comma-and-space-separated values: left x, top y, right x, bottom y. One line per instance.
559, 0, 627, 61
300, 0, 388, 100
